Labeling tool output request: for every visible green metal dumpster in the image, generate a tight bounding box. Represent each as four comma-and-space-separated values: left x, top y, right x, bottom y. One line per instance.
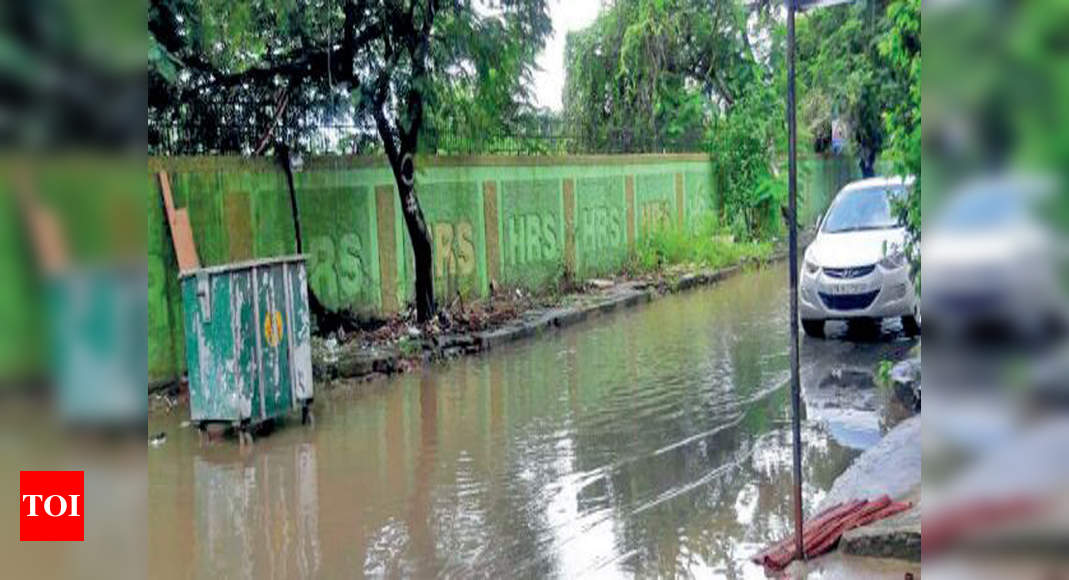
50, 266, 147, 426
180, 255, 313, 433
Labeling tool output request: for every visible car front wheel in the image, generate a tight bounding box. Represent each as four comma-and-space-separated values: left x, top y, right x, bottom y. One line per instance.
902, 307, 921, 337
802, 319, 825, 338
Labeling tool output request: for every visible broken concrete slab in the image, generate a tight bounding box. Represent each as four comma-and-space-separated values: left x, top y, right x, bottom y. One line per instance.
840, 491, 921, 561
816, 416, 921, 563
333, 346, 400, 378
818, 415, 921, 511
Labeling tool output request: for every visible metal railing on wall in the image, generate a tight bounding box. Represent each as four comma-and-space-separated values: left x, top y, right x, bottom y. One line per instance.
149, 113, 707, 157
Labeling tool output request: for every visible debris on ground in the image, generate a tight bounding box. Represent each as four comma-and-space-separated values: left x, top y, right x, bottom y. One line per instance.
319, 282, 575, 352
322, 337, 339, 364
891, 357, 921, 412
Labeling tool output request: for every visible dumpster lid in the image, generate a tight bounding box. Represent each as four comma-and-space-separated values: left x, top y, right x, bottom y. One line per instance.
178, 254, 307, 279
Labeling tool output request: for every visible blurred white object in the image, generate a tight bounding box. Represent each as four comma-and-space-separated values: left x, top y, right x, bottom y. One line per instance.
924, 174, 1065, 341
799, 177, 919, 337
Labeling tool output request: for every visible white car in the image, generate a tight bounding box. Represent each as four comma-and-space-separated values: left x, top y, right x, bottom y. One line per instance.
799, 177, 919, 338
924, 174, 1064, 340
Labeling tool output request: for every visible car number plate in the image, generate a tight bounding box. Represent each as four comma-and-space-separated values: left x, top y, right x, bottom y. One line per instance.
826, 282, 870, 295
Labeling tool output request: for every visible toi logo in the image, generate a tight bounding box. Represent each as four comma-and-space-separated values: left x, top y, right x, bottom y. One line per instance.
19, 471, 84, 541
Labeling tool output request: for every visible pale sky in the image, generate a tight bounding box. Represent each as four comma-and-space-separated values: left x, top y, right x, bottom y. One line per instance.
531, 0, 602, 111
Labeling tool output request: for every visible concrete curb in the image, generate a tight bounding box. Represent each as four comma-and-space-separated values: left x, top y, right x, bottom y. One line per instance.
315, 255, 784, 385
839, 501, 921, 561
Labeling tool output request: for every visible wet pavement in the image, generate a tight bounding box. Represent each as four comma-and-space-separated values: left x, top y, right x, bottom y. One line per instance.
148, 267, 918, 578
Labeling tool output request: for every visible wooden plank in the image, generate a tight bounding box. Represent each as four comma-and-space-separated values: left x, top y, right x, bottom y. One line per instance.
14, 171, 67, 273
158, 170, 177, 219
172, 210, 201, 272
158, 171, 201, 272
22, 199, 67, 273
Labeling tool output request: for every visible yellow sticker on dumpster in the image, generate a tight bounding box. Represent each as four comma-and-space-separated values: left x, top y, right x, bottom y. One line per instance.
264, 310, 283, 347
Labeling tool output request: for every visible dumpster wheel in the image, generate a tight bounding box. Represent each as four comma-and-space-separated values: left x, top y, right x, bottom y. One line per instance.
234, 420, 254, 446
195, 421, 229, 444
301, 399, 315, 426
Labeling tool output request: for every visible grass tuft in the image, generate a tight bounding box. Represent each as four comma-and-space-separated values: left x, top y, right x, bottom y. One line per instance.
628, 214, 773, 273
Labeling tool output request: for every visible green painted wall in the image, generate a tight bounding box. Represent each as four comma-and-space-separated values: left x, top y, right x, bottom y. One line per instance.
147, 154, 858, 382
294, 170, 380, 313
574, 176, 627, 279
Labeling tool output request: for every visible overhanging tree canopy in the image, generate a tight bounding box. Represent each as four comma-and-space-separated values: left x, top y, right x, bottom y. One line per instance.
562, 0, 763, 153
149, 0, 551, 322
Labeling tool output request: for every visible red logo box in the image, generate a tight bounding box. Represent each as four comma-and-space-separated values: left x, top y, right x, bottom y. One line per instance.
19, 471, 84, 541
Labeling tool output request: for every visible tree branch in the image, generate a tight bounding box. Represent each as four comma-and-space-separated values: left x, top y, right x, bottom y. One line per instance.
401, 0, 439, 148
180, 22, 383, 97
253, 89, 291, 155
372, 105, 401, 173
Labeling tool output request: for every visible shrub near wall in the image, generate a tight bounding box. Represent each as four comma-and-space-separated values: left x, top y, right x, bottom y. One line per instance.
147, 154, 856, 384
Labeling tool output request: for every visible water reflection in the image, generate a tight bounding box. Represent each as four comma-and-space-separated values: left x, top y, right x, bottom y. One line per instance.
192, 444, 321, 578
803, 365, 912, 451
149, 267, 916, 578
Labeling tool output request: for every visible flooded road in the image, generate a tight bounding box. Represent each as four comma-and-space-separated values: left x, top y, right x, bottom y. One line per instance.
148, 266, 917, 578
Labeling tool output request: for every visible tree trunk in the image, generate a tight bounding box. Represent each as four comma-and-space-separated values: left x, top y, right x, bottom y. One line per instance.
399, 181, 436, 323
370, 0, 439, 323
390, 145, 436, 323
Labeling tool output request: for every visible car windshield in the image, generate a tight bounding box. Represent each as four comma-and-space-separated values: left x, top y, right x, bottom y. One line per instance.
821, 186, 904, 233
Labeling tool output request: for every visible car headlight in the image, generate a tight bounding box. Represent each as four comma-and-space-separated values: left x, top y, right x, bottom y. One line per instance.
804, 260, 820, 275
878, 251, 906, 270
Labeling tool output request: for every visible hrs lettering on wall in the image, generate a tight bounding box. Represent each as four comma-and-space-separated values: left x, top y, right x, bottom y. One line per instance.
308, 233, 368, 309
506, 214, 558, 266
432, 221, 476, 278
579, 206, 623, 254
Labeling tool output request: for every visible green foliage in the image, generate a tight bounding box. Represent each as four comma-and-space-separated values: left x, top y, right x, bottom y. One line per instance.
707, 85, 788, 241
630, 214, 773, 274
796, 1, 904, 176
565, 0, 885, 243
397, 337, 423, 358
148, 0, 552, 155
562, 0, 755, 153
875, 358, 895, 389
563, 0, 791, 241
879, 0, 921, 282
421, 3, 554, 148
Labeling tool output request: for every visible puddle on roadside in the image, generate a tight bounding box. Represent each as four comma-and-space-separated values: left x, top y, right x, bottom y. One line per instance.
149, 267, 917, 578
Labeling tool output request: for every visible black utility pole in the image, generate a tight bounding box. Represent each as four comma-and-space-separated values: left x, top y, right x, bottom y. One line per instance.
786, 0, 855, 562
785, 0, 804, 562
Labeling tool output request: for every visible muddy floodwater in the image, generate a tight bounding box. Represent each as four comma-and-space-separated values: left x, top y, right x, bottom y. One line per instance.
148, 267, 916, 578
